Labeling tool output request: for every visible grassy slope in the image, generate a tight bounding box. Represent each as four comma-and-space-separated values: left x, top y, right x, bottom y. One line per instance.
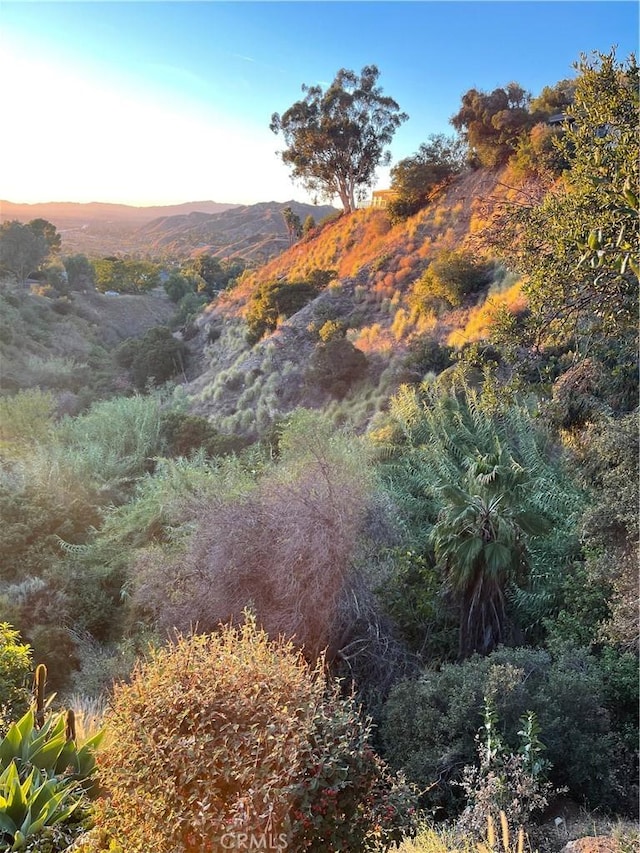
0, 283, 174, 403
182, 166, 532, 436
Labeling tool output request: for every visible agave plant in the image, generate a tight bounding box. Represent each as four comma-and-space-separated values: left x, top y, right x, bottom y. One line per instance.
0, 708, 103, 787
0, 761, 81, 851
0, 664, 103, 850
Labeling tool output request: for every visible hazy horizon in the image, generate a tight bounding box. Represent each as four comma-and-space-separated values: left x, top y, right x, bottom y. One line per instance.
2, 1, 637, 208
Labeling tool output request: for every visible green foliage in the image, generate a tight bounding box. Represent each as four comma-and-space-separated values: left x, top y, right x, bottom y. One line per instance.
92, 616, 419, 852
0, 221, 50, 284
62, 255, 94, 291
317, 318, 346, 342
170, 291, 208, 329
409, 251, 494, 318
494, 50, 639, 370
456, 703, 553, 837
26, 220, 61, 256
92, 258, 160, 294
0, 289, 115, 400
129, 411, 376, 662
282, 206, 302, 244
162, 271, 194, 303
0, 664, 102, 851
0, 625, 32, 732
302, 214, 316, 236
0, 449, 103, 589
0, 390, 55, 458
529, 79, 576, 117
382, 380, 582, 656
389, 134, 467, 219
53, 393, 167, 492
0, 761, 82, 851
114, 326, 186, 390
451, 83, 534, 167
246, 275, 325, 343
182, 254, 246, 298
380, 549, 457, 661
307, 337, 368, 399
0, 708, 103, 786
571, 412, 638, 649
160, 411, 249, 459
509, 122, 568, 179
381, 645, 637, 816
271, 65, 407, 213
40, 261, 67, 294
402, 335, 453, 381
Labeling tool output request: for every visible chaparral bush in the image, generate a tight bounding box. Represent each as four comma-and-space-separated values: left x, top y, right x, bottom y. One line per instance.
86, 615, 419, 852
380, 645, 637, 817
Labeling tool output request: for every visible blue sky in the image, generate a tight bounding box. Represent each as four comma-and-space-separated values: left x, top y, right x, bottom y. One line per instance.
1, 1, 637, 206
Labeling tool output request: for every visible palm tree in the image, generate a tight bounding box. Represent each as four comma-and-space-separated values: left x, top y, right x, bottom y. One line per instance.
430, 448, 550, 658
384, 378, 580, 658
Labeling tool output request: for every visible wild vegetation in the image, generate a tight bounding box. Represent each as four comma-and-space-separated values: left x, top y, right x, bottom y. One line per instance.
0, 49, 637, 852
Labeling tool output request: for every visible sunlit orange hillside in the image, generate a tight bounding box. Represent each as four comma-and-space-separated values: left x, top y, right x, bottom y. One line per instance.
183, 165, 538, 436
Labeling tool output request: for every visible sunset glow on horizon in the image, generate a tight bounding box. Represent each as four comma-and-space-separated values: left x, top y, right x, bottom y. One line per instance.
2, 1, 637, 208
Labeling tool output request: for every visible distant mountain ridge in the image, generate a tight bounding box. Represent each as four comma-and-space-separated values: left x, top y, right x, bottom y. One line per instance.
0, 199, 237, 224
136, 200, 338, 261
0, 198, 339, 261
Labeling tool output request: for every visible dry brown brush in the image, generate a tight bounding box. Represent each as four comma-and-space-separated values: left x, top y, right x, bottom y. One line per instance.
132, 411, 376, 662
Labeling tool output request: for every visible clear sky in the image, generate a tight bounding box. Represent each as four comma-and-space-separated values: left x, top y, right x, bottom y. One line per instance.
1, 1, 637, 207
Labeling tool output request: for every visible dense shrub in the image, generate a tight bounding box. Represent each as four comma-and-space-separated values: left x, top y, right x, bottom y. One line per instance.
451, 83, 535, 168
409, 251, 494, 318
510, 122, 568, 179
160, 411, 249, 458
87, 616, 419, 853
380, 645, 638, 817
131, 411, 374, 662
114, 326, 187, 390
62, 391, 164, 469
388, 134, 466, 220
0, 389, 56, 457
402, 335, 453, 381
307, 337, 368, 399
245, 271, 335, 343
0, 623, 31, 730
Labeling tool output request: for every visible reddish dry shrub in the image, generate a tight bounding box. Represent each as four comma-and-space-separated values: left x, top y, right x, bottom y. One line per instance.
132, 413, 372, 661
89, 618, 419, 853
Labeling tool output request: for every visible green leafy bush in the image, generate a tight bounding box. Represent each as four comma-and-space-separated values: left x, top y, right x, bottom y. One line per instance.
380, 645, 636, 816
388, 134, 466, 220
114, 326, 187, 390
402, 335, 453, 381
160, 411, 249, 458
307, 337, 368, 399
0, 390, 55, 458
245, 272, 334, 343
456, 703, 553, 838
90, 615, 419, 852
0, 624, 32, 732
409, 251, 494, 317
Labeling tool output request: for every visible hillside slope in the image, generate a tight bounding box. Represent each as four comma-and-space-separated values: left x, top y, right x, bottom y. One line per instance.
135, 200, 338, 261
181, 167, 528, 437
0, 283, 174, 403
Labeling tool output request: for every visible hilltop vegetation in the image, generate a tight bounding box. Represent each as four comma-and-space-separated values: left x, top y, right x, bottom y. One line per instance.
0, 49, 637, 853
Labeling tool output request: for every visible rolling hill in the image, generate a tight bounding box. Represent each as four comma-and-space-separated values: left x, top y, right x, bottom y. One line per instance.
134, 200, 338, 262
180, 166, 529, 437
0, 199, 338, 262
